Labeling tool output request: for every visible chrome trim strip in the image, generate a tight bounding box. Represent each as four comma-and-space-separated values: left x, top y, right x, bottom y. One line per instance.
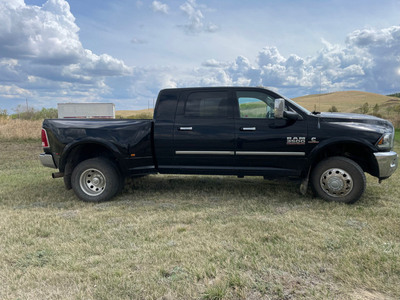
178, 127, 193, 131
176, 151, 305, 156
131, 165, 156, 170
236, 151, 305, 156
241, 127, 256, 131
176, 151, 235, 155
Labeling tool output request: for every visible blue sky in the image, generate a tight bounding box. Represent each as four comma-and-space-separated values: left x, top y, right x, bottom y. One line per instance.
1, 0, 400, 111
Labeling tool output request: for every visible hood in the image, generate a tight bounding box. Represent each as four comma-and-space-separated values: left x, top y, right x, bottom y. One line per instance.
318, 112, 393, 131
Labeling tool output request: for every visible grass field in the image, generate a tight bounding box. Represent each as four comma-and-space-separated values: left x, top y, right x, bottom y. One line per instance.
239, 102, 269, 118
0, 119, 42, 141
116, 109, 154, 119
0, 121, 399, 299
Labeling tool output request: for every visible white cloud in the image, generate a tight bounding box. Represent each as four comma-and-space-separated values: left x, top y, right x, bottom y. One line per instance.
180, 26, 400, 97
0, 0, 82, 64
0, 84, 32, 98
178, 0, 219, 35
201, 59, 229, 68
151, 1, 169, 14
131, 38, 149, 44
204, 22, 219, 33
0, 0, 134, 108
0, 59, 26, 83
79, 50, 132, 77
136, 1, 143, 9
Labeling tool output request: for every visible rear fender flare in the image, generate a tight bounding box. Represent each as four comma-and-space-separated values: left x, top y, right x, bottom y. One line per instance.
59, 138, 124, 173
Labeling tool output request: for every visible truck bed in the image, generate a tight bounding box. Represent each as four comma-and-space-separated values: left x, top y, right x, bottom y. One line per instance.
43, 118, 155, 175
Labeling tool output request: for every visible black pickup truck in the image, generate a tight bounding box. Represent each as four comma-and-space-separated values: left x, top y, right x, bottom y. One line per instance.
40, 86, 398, 204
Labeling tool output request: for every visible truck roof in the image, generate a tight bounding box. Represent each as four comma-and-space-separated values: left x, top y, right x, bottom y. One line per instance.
159, 86, 273, 93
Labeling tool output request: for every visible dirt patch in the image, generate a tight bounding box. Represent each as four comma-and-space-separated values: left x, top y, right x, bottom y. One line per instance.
350, 290, 394, 300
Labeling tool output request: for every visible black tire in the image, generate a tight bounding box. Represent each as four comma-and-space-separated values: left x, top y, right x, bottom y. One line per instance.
311, 156, 366, 204
116, 167, 125, 194
71, 158, 120, 202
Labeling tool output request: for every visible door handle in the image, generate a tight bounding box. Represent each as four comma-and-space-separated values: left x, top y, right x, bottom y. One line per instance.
178, 127, 193, 131
240, 127, 256, 131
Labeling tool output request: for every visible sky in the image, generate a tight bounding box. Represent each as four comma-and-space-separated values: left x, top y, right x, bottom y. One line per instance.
0, 0, 400, 112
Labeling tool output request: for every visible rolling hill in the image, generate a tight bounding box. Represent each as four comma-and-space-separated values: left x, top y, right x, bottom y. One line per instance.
293, 91, 399, 113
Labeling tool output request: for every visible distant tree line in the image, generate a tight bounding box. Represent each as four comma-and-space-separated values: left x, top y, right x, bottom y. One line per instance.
358, 102, 382, 117
0, 105, 58, 120
387, 93, 400, 98
0, 108, 7, 118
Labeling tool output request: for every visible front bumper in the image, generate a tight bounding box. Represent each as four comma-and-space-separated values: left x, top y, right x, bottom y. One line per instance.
39, 153, 57, 169
374, 151, 398, 179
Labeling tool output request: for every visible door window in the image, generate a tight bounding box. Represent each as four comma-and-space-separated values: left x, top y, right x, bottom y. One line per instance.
184, 92, 228, 118
237, 91, 276, 119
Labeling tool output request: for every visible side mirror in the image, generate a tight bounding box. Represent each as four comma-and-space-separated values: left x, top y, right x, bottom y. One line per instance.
283, 110, 300, 121
274, 98, 285, 119
274, 98, 302, 121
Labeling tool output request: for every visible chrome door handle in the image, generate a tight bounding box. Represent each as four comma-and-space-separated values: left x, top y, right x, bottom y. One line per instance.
240, 127, 256, 131
178, 127, 193, 131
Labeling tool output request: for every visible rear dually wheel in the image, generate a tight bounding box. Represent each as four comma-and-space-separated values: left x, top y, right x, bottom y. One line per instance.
71, 158, 120, 202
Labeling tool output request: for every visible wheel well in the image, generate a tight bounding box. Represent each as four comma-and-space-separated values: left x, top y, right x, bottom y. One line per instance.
311, 143, 379, 177
62, 143, 120, 190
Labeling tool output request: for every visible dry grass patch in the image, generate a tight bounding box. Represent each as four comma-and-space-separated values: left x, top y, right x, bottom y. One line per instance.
0, 119, 42, 140
116, 108, 154, 119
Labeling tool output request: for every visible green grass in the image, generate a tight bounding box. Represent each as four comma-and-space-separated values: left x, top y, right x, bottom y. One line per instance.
0, 141, 399, 299
239, 102, 269, 118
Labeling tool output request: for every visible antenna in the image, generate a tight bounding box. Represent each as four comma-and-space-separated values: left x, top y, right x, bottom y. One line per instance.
319, 72, 322, 111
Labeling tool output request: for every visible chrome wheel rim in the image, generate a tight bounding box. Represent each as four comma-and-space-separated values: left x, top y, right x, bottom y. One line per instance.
80, 168, 106, 196
320, 168, 353, 197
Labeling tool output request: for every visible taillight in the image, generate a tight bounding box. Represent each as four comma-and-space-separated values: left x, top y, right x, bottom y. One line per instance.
41, 128, 50, 148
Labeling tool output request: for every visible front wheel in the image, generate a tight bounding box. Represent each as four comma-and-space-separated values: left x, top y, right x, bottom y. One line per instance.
71, 158, 120, 202
311, 156, 366, 204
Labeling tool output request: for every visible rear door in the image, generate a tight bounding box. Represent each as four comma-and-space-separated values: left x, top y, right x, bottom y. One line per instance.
173, 89, 235, 174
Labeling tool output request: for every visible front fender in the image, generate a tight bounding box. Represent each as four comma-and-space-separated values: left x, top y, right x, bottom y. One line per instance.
304, 136, 378, 175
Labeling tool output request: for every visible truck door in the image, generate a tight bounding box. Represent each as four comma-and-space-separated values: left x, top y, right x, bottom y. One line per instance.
234, 89, 308, 177
173, 89, 235, 174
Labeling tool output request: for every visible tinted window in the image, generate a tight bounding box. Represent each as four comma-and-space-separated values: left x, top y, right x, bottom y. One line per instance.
155, 90, 179, 119
237, 91, 276, 119
184, 92, 228, 118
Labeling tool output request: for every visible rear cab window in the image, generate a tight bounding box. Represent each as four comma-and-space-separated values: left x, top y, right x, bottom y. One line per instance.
184, 91, 229, 118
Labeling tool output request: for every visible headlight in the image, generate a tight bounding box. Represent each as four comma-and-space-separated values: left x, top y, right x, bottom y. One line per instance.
376, 132, 394, 151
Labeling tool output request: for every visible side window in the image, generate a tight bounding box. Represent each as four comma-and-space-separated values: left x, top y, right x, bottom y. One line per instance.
237, 91, 276, 119
184, 92, 228, 118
